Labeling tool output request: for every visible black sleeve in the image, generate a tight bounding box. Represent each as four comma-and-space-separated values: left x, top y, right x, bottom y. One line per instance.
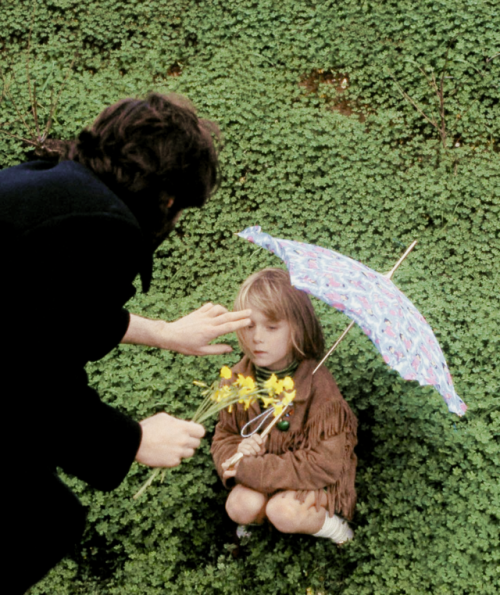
7, 212, 148, 488
33, 367, 143, 491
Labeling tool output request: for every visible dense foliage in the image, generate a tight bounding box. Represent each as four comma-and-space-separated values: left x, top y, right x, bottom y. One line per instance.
1, 1, 499, 593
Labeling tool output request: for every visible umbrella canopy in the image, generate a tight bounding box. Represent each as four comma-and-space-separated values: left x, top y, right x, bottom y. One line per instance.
238, 226, 466, 417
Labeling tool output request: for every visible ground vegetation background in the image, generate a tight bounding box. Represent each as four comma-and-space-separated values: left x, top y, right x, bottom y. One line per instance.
1, 1, 499, 593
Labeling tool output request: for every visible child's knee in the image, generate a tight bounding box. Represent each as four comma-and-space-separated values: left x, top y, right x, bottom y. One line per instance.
266, 493, 302, 533
226, 486, 266, 525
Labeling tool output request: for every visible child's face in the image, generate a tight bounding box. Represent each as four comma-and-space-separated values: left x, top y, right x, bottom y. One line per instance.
243, 308, 293, 370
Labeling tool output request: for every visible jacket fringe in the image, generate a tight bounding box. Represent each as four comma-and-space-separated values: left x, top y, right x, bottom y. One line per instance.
267, 399, 357, 455
266, 399, 357, 521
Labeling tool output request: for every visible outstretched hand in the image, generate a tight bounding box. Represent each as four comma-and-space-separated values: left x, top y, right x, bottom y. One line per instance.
164, 303, 252, 355
136, 412, 205, 468
123, 304, 251, 356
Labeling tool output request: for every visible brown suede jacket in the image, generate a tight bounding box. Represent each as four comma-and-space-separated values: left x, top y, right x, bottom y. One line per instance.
211, 357, 358, 520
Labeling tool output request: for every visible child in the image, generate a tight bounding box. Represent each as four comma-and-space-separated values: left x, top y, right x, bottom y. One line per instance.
211, 268, 357, 544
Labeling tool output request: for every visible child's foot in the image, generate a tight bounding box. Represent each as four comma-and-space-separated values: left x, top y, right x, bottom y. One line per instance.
313, 514, 354, 545
333, 518, 354, 545
236, 524, 253, 539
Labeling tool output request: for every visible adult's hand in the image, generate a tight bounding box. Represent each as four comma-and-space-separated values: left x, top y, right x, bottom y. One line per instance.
122, 304, 252, 355
136, 412, 205, 468
164, 303, 252, 355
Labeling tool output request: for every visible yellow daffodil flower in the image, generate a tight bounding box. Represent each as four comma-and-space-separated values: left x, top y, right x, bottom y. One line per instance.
261, 395, 276, 409
264, 374, 281, 392
220, 366, 232, 379
212, 385, 231, 403
243, 397, 256, 411
281, 390, 296, 407
273, 403, 284, 418
237, 375, 256, 390
282, 376, 294, 391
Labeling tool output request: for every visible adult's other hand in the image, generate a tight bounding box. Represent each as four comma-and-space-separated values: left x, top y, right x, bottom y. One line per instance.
136, 413, 205, 468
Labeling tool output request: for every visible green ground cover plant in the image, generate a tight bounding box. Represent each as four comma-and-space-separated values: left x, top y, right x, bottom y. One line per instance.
1, 1, 499, 593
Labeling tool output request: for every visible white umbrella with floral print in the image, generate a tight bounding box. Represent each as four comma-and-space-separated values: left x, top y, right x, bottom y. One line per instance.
238, 226, 466, 417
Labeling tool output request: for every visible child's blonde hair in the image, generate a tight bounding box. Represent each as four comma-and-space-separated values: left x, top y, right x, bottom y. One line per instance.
234, 268, 325, 362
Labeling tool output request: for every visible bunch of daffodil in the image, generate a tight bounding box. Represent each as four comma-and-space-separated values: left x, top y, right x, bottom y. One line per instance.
192, 366, 295, 421
133, 366, 295, 499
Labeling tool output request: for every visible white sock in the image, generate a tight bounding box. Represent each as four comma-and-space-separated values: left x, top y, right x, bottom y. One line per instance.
313, 514, 354, 544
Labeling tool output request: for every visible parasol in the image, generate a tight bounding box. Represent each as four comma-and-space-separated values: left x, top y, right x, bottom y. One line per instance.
238, 226, 466, 417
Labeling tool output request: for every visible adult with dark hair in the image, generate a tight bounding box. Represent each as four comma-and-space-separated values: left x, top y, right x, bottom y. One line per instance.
0, 93, 251, 594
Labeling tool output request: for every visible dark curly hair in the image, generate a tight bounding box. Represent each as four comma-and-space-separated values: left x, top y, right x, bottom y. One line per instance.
39, 93, 220, 247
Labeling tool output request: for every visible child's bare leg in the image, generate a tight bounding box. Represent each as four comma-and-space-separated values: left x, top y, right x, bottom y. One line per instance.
226, 485, 268, 525
265, 490, 327, 534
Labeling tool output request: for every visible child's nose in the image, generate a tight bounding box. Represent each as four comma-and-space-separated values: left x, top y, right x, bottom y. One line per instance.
253, 327, 263, 342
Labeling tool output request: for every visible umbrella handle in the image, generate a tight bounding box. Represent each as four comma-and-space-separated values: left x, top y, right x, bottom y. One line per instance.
313, 240, 417, 375
225, 403, 291, 468
225, 451, 244, 468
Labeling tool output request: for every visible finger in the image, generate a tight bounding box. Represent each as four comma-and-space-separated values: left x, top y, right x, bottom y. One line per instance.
181, 448, 196, 459
196, 344, 234, 356
184, 436, 202, 450
253, 434, 263, 445
210, 318, 253, 337
212, 309, 252, 325
206, 304, 228, 317
186, 422, 206, 438
198, 302, 214, 312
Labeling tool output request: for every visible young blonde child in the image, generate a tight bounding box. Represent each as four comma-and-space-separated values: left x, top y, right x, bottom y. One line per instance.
211, 268, 357, 544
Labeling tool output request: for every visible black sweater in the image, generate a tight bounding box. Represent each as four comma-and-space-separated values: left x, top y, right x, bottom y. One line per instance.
0, 159, 152, 490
